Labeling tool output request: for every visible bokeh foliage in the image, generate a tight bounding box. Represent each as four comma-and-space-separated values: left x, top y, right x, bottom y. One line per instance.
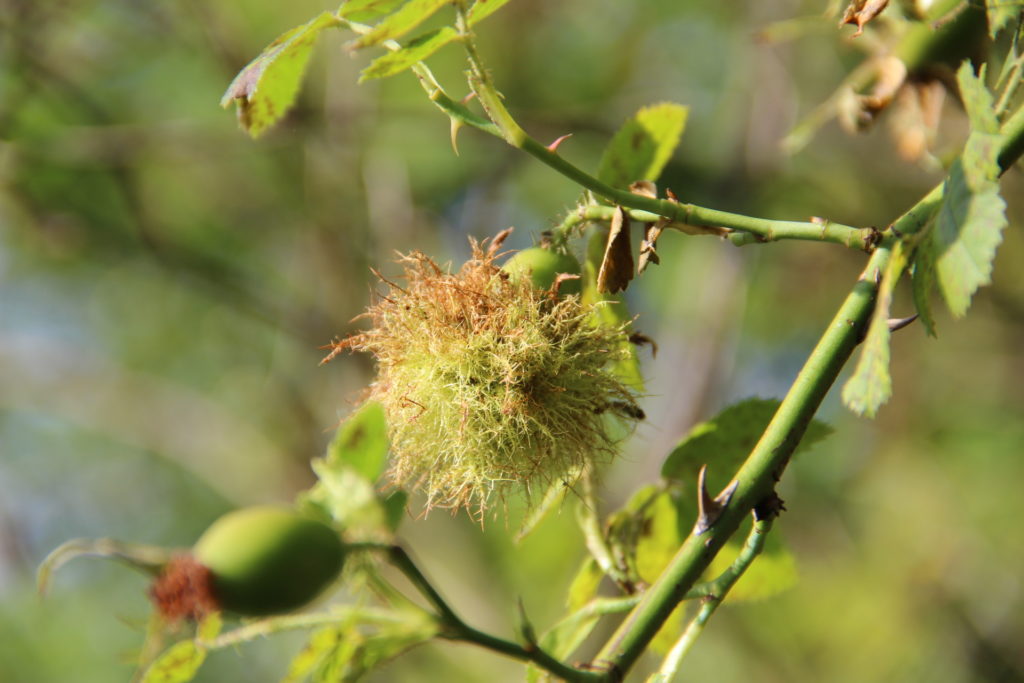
2, 0, 1023, 681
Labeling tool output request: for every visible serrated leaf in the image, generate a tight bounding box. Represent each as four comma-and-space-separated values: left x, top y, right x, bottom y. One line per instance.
467, 0, 516, 25
359, 27, 459, 81
842, 244, 908, 417
567, 557, 604, 612
705, 521, 798, 603
661, 398, 833, 491
140, 640, 206, 683
911, 242, 938, 337
597, 103, 689, 191
956, 62, 1003, 188
986, 0, 1019, 38
327, 401, 389, 482
350, 0, 451, 49
221, 12, 340, 139
283, 626, 341, 683
338, 0, 408, 22
931, 159, 1008, 317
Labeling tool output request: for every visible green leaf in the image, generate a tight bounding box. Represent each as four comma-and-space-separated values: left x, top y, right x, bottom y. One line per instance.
597, 103, 689, 191
567, 557, 604, 612
350, 0, 452, 49
635, 490, 687, 584
338, 0, 408, 23
303, 462, 388, 537
842, 244, 907, 417
221, 12, 341, 139
661, 398, 833, 492
467, 0, 516, 25
911, 242, 938, 337
956, 62, 1003, 188
283, 626, 341, 683
360, 27, 458, 81
931, 159, 1008, 317
985, 0, 1019, 38
382, 490, 408, 532
140, 640, 207, 683
327, 401, 390, 482
706, 521, 798, 603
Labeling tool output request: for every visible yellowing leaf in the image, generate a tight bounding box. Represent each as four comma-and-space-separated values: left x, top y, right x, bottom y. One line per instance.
139, 640, 206, 683
597, 103, 688, 191
350, 0, 451, 49
360, 27, 459, 81
221, 12, 341, 138
467, 0, 516, 25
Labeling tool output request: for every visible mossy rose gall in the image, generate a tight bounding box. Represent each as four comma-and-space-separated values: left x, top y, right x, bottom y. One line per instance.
324, 236, 642, 516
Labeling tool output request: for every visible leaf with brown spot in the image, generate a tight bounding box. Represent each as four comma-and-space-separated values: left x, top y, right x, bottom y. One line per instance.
597, 207, 634, 294
221, 12, 340, 138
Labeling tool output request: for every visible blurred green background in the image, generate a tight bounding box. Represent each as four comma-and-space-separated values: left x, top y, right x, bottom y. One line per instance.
2, 0, 1023, 681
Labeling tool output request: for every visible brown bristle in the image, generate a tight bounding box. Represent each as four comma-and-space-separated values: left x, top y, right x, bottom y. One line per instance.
149, 554, 219, 622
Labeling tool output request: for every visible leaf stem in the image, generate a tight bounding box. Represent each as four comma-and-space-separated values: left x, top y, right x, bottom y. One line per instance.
655, 518, 773, 680
384, 545, 604, 682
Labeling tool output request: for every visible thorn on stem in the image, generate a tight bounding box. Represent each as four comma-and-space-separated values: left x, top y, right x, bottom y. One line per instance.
546, 133, 573, 152
888, 314, 918, 333
694, 465, 739, 535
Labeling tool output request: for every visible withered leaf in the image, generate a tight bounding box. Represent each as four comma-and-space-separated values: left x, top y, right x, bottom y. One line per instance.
597, 207, 634, 294
637, 221, 665, 274
840, 0, 891, 37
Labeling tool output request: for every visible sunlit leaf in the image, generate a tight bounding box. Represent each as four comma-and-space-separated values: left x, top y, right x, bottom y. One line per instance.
350, 0, 452, 49
842, 244, 907, 417
221, 12, 341, 138
567, 557, 603, 612
985, 0, 1019, 38
635, 491, 687, 584
327, 401, 390, 482
706, 521, 798, 603
661, 398, 833, 491
338, 0, 408, 23
931, 160, 1007, 318
139, 640, 206, 683
359, 27, 459, 81
597, 103, 688, 191
467, 0, 516, 25
956, 63, 1002, 188
283, 626, 341, 683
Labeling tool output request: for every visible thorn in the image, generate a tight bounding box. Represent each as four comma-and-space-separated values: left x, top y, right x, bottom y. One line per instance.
546, 133, 573, 152
460, 91, 478, 105
888, 314, 918, 333
665, 188, 680, 202
450, 118, 463, 156
694, 466, 740, 535
517, 598, 537, 646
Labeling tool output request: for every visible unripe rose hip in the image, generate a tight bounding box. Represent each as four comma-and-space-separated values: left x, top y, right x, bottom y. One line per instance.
151, 506, 345, 619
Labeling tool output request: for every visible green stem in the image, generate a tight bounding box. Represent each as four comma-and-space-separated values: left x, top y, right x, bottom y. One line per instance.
591, 244, 892, 680
385, 545, 603, 682
556, 204, 878, 250
590, 97, 1024, 681
656, 519, 773, 680
204, 607, 416, 650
